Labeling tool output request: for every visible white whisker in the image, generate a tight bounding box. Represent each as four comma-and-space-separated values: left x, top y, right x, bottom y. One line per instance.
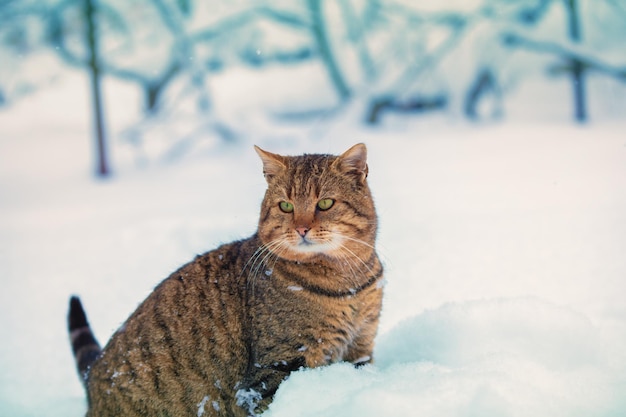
332, 231, 391, 271
243, 238, 288, 296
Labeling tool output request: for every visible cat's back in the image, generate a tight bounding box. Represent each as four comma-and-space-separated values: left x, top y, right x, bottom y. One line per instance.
86, 237, 258, 417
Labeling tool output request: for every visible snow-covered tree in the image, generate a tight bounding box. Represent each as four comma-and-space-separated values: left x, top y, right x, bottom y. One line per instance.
2, 0, 625, 140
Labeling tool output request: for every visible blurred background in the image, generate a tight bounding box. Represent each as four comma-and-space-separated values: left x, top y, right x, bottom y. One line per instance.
2, 0, 626, 175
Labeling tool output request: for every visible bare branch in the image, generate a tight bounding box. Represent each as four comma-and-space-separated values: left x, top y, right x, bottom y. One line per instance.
190, 7, 309, 44
502, 32, 626, 80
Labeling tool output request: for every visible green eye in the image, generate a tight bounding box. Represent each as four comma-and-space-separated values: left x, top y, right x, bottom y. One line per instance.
279, 201, 294, 213
317, 198, 335, 211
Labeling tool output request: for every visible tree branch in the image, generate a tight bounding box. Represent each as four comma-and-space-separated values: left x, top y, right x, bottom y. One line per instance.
502, 32, 626, 80
190, 7, 309, 44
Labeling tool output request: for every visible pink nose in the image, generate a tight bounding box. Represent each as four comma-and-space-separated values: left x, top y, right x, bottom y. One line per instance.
295, 227, 309, 237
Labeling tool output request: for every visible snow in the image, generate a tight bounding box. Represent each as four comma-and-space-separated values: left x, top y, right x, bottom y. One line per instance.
267, 298, 626, 417
1, 68, 626, 417
236, 388, 263, 416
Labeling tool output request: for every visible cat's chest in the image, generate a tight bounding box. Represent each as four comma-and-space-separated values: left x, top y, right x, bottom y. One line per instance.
251, 278, 371, 359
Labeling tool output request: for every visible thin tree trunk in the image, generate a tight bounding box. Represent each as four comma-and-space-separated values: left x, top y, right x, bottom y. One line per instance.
307, 0, 351, 102
85, 0, 109, 176
565, 0, 586, 122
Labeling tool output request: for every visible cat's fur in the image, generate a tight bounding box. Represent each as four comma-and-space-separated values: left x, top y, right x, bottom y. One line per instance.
68, 143, 383, 417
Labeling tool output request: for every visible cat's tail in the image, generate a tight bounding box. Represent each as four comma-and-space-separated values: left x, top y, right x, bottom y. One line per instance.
68, 295, 101, 385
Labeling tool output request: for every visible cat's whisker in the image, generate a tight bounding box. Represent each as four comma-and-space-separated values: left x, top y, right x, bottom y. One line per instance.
248, 238, 289, 293
267, 241, 291, 278
254, 240, 285, 278
246, 238, 287, 295
332, 238, 376, 279
334, 230, 392, 269
314, 235, 369, 291
338, 250, 368, 282
331, 232, 384, 277
246, 238, 284, 273
333, 250, 362, 291
242, 244, 269, 277
248, 243, 274, 272
332, 233, 377, 251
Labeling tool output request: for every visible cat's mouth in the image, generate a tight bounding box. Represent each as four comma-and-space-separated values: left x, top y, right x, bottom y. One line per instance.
298, 237, 315, 246
290, 233, 340, 256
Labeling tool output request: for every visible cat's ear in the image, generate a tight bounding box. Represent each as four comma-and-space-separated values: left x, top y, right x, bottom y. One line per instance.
334, 143, 369, 183
254, 145, 286, 181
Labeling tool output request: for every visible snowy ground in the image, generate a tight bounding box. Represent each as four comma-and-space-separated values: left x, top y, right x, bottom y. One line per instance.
1, 71, 625, 416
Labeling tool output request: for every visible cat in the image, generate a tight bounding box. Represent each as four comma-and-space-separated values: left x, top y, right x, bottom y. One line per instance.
68, 143, 384, 417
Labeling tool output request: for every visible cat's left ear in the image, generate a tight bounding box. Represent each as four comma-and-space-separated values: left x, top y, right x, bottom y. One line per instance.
254, 145, 286, 182
334, 143, 369, 183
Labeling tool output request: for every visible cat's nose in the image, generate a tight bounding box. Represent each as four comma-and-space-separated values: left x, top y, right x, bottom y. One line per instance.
295, 227, 309, 237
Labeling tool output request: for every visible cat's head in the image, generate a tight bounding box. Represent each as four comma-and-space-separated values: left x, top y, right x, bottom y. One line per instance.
255, 144, 377, 265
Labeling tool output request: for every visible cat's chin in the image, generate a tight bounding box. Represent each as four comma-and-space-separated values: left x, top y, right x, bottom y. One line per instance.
281, 251, 336, 264
280, 240, 342, 263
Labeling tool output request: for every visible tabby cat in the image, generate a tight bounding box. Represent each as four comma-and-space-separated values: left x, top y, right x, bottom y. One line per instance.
68, 143, 384, 417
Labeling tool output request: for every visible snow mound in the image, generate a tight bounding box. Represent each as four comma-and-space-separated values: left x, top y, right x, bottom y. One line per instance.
264, 298, 625, 417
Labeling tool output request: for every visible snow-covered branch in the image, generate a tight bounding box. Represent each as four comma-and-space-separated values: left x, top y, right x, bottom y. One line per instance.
503, 32, 626, 81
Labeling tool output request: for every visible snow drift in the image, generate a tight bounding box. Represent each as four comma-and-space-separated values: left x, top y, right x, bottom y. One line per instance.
267, 298, 626, 417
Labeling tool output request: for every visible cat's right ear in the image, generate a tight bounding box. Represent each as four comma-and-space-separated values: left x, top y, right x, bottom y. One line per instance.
254, 145, 286, 182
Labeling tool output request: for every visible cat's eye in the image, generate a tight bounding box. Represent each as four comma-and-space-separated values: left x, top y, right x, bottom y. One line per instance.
279, 201, 294, 213
317, 198, 335, 211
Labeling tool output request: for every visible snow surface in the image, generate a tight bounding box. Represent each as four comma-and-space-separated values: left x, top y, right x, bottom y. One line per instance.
1, 70, 626, 417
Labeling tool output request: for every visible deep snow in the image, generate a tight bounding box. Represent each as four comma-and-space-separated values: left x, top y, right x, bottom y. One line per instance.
1, 70, 625, 416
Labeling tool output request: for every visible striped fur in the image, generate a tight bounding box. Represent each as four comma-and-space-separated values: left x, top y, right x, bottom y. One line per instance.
68, 144, 383, 417
68, 296, 101, 383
